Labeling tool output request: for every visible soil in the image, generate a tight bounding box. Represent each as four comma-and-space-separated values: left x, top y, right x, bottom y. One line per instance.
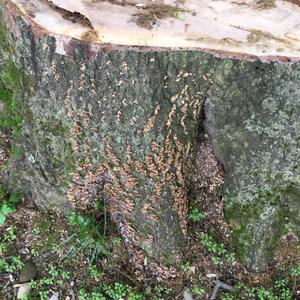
0, 128, 299, 299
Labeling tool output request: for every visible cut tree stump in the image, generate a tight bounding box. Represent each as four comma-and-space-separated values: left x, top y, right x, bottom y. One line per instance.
1, 0, 300, 275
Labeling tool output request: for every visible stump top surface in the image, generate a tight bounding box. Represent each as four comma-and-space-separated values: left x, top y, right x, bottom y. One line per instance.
10, 0, 300, 60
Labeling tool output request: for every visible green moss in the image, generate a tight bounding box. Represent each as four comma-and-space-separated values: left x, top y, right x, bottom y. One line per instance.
0, 82, 22, 130
0, 60, 24, 133
0, 7, 13, 54
226, 189, 289, 269
2, 62, 22, 90
0, 9, 24, 140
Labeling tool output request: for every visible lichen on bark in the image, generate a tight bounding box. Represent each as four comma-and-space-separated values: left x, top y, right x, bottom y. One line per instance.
206, 60, 300, 272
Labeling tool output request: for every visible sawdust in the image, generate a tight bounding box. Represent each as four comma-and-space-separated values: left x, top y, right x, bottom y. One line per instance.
132, 4, 186, 30
256, 0, 276, 9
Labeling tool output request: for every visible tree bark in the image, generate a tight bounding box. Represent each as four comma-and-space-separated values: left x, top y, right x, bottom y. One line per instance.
1, 0, 300, 275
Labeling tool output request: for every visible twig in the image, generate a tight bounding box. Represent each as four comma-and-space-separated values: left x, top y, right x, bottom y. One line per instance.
115, 268, 135, 283
209, 276, 234, 300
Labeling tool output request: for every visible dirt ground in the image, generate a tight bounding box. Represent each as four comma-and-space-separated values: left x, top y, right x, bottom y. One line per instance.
0, 130, 299, 299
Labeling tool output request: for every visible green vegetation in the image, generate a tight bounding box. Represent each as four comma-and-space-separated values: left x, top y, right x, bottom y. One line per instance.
0, 226, 24, 273
153, 284, 172, 298
0, 206, 299, 299
291, 264, 300, 277
189, 286, 205, 297
0, 6, 26, 171
0, 37, 24, 134
200, 232, 236, 265
89, 264, 104, 280
0, 254, 23, 273
181, 261, 191, 272
0, 184, 21, 224
66, 204, 110, 262
189, 208, 205, 222
221, 276, 297, 300
78, 283, 145, 300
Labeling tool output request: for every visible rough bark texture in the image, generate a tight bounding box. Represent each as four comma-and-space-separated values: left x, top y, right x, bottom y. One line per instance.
205, 61, 300, 272
1, 2, 299, 273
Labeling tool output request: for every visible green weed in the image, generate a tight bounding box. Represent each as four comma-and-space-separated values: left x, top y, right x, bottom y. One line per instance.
181, 261, 191, 272
190, 286, 205, 297
78, 283, 145, 300
89, 264, 104, 280
291, 265, 300, 277
189, 208, 205, 222
66, 209, 110, 262
0, 255, 23, 273
200, 233, 236, 265
0, 184, 21, 224
221, 272, 298, 300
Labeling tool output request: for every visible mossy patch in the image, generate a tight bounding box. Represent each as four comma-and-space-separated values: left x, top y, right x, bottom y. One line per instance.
0, 62, 24, 133
0, 7, 13, 54
0, 7, 25, 149
226, 199, 288, 271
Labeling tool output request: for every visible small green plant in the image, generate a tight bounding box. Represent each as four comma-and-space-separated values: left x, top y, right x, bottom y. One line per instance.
225, 252, 236, 263
181, 261, 191, 272
191, 286, 205, 296
0, 255, 24, 273
79, 285, 144, 300
38, 290, 49, 300
39, 276, 54, 286
274, 278, 288, 289
31, 248, 39, 257
89, 264, 103, 280
49, 266, 59, 278
291, 264, 300, 277
153, 284, 172, 296
61, 270, 71, 280
189, 208, 205, 222
0, 189, 21, 224
79, 288, 107, 300
200, 233, 235, 265
225, 274, 296, 300
66, 210, 110, 262
79, 288, 90, 300
101, 282, 131, 299
128, 292, 144, 300
4, 225, 17, 242
221, 293, 235, 300
91, 290, 106, 300
32, 226, 41, 235
31, 280, 38, 289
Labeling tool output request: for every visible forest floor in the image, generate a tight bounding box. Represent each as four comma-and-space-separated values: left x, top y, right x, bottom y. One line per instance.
0, 131, 300, 300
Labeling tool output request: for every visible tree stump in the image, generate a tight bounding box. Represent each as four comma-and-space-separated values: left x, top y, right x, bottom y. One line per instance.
1, 0, 300, 275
